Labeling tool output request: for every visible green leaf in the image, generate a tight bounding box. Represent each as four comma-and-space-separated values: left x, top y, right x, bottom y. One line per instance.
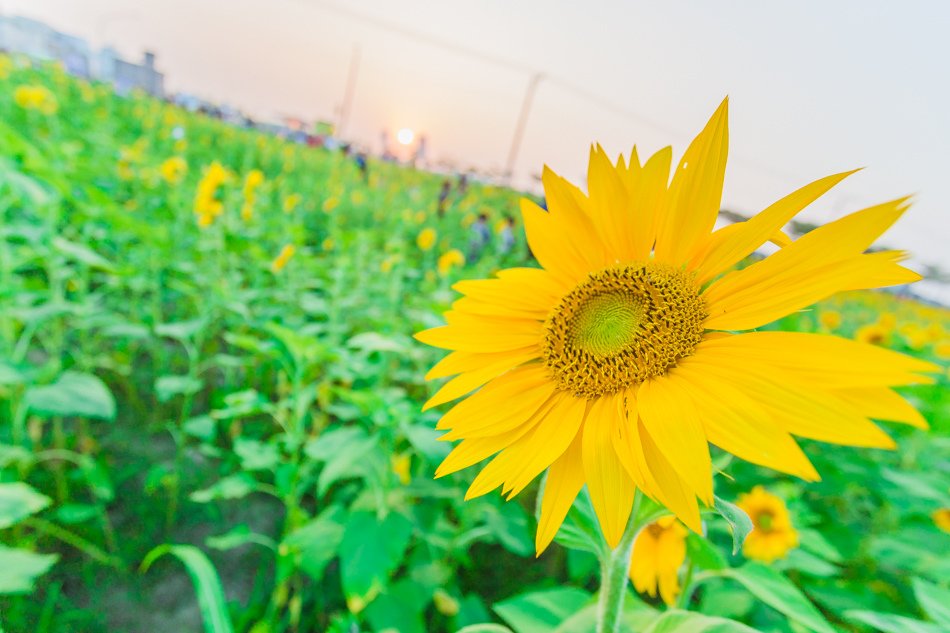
0, 444, 33, 468
141, 545, 234, 633
155, 319, 207, 341
189, 474, 256, 503
338, 511, 413, 602
404, 424, 452, 461
0, 482, 51, 529
455, 626, 514, 633
797, 528, 843, 564
25, 371, 116, 420
233, 438, 280, 472
51, 236, 116, 272
642, 609, 761, 633
845, 610, 944, 633
553, 488, 605, 555
912, 578, 950, 628
347, 331, 408, 353
206, 525, 274, 552
686, 533, 727, 571
723, 562, 834, 633
712, 496, 753, 555
284, 505, 346, 580
494, 587, 592, 633
0, 546, 58, 594
155, 375, 203, 402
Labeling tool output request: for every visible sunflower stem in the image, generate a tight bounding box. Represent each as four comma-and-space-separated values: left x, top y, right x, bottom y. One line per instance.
596, 491, 642, 633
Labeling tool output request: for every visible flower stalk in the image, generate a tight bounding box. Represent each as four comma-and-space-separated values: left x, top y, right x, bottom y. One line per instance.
596, 491, 642, 633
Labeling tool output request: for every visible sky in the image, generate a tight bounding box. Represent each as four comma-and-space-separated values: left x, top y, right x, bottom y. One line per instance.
4, 0, 949, 300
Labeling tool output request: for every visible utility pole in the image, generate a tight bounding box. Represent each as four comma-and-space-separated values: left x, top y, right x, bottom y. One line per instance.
504, 72, 544, 184
337, 44, 361, 137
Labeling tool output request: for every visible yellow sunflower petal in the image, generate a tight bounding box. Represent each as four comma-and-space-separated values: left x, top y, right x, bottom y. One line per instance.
637, 376, 714, 504
503, 393, 587, 498
435, 422, 536, 478
690, 169, 860, 284
832, 387, 929, 429
415, 314, 543, 352
624, 146, 672, 261
536, 431, 586, 555
582, 397, 636, 547
672, 362, 820, 480
638, 418, 702, 532
695, 332, 937, 388
704, 198, 913, 330
587, 144, 636, 262
423, 347, 541, 410
654, 98, 729, 264
435, 365, 553, 436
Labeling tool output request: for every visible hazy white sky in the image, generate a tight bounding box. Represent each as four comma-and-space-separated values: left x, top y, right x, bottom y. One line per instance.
4, 0, 949, 297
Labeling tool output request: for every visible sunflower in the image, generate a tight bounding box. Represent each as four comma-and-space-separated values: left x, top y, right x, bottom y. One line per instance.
629, 516, 687, 605
737, 486, 798, 562
415, 99, 937, 554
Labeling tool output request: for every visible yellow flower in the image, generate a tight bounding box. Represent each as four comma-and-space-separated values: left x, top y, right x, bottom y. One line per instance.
933, 508, 950, 533
878, 312, 897, 329
243, 169, 264, 197
415, 98, 936, 553
13, 85, 58, 114
283, 194, 301, 213
321, 238, 334, 252
322, 196, 339, 213
417, 228, 437, 251
935, 341, 950, 360
438, 249, 466, 276
194, 161, 230, 223
391, 454, 411, 485
737, 486, 798, 563
271, 244, 296, 272
630, 516, 687, 606
160, 156, 188, 184
818, 310, 841, 331
855, 323, 888, 346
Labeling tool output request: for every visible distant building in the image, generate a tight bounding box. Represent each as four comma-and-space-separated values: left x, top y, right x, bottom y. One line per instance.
0, 14, 55, 60
0, 13, 163, 96
99, 48, 164, 96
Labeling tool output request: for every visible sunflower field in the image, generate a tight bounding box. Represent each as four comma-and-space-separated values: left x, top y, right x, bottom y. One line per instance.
1, 56, 949, 633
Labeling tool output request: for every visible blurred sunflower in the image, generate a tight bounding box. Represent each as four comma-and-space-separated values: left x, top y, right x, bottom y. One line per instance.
818, 310, 841, 331
933, 508, 950, 533
160, 156, 187, 184
13, 85, 58, 115
270, 244, 296, 273
737, 486, 798, 562
416, 98, 937, 553
629, 516, 687, 605
417, 228, 437, 251
855, 323, 889, 346
438, 249, 466, 276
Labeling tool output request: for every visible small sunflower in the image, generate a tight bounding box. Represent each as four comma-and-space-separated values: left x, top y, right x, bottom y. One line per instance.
629, 516, 687, 605
416, 99, 937, 553
737, 486, 798, 562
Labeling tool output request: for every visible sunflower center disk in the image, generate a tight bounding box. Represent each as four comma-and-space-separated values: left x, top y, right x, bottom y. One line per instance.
543, 263, 707, 398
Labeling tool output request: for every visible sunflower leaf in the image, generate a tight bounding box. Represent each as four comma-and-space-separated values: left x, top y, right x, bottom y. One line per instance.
723, 562, 834, 633
712, 495, 753, 555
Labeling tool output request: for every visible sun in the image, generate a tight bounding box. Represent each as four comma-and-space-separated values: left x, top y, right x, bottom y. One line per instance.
397, 127, 415, 145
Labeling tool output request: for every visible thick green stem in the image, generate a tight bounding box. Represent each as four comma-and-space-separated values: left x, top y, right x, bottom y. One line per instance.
596, 492, 643, 633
